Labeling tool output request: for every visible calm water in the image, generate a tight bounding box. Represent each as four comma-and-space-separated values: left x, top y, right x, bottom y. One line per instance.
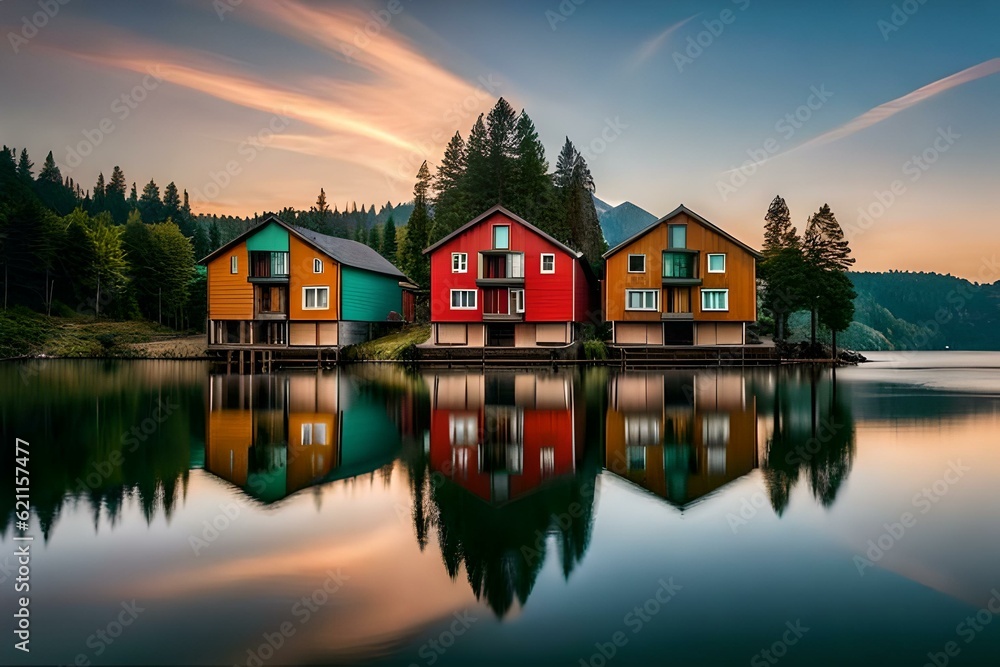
2, 353, 999, 666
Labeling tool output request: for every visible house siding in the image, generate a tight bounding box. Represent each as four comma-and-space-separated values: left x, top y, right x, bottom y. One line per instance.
207, 240, 253, 320
341, 266, 403, 321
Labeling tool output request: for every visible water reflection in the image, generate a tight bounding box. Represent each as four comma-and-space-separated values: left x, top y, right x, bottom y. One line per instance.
409, 372, 600, 617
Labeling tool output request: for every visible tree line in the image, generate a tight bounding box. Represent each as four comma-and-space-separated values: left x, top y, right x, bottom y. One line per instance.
758, 195, 856, 355
397, 97, 608, 287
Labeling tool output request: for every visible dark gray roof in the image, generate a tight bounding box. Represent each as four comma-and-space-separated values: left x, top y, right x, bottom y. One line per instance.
291, 225, 406, 278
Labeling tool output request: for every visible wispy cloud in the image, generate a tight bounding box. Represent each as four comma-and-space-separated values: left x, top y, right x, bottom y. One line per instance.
629, 15, 699, 69
725, 58, 1000, 174
51, 0, 496, 196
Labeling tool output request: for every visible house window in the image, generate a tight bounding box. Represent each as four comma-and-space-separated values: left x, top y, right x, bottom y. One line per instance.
707, 254, 726, 273
540, 447, 556, 477
540, 253, 555, 274
301, 422, 327, 446
303, 286, 330, 310
493, 225, 510, 249
450, 289, 477, 310
512, 289, 525, 314
701, 289, 729, 311
452, 253, 468, 273
313, 258, 323, 274
626, 446, 647, 471
669, 224, 687, 249
230, 256, 238, 274
449, 415, 478, 446
628, 254, 646, 273
663, 252, 695, 279
626, 289, 658, 311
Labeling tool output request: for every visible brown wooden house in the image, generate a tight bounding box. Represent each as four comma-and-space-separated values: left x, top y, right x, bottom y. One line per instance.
602, 205, 761, 346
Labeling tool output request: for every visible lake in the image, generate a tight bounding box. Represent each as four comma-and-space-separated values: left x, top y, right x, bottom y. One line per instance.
2, 353, 999, 666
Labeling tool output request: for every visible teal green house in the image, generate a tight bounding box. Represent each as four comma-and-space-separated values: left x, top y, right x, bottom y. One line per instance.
201, 215, 415, 350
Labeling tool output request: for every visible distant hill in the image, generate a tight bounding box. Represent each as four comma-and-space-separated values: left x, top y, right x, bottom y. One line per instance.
593, 195, 658, 247
785, 271, 1000, 351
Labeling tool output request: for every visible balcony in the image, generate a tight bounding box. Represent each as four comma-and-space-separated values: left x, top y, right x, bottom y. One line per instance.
662, 250, 701, 286
477, 251, 525, 287
482, 287, 524, 321
248, 251, 290, 283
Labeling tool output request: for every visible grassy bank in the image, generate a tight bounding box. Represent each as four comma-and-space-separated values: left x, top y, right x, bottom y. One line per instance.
342, 324, 431, 362
0, 307, 201, 359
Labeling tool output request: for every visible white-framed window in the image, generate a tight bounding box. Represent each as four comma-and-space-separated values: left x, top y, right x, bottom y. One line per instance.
450, 289, 477, 310
272, 253, 289, 276
669, 224, 687, 249
230, 255, 238, 274
449, 415, 478, 446
512, 289, 525, 314
493, 225, 510, 249
701, 289, 729, 311
625, 416, 661, 447
301, 422, 327, 446
303, 286, 330, 310
628, 254, 646, 273
540, 253, 555, 274
626, 289, 658, 311
707, 254, 726, 273
540, 447, 556, 477
313, 258, 323, 274
452, 253, 468, 273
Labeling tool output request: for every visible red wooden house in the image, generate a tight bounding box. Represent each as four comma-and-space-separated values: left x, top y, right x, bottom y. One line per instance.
423, 205, 596, 347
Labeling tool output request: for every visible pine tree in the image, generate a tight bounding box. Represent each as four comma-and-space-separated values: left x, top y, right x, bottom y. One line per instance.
463, 114, 491, 216
92, 172, 107, 212
484, 97, 518, 206
509, 110, 557, 231
208, 220, 222, 250
762, 195, 798, 255
430, 131, 469, 242
138, 179, 162, 223
37, 151, 61, 185
382, 215, 398, 262
108, 166, 127, 197
399, 162, 432, 286
804, 204, 854, 271
162, 182, 181, 219
553, 138, 605, 265
367, 223, 381, 251
803, 204, 856, 351
16, 149, 33, 182
128, 182, 138, 209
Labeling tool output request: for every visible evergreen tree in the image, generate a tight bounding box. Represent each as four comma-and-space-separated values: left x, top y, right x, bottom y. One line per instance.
463, 114, 491, 216
553, 138, 605, 265
399, 162, 432, 286
430, 131, 469, 242
759, 195, 807, 340
192, 224, 211, 260
16, 149, 33, 183
484, 97, 518, 206
108, 166, 127, 197
509, 110, 557, 230
803, 204, 856, 351
128, 182, 138, 209
92, 172, 107, 212
367, 223, 381, 252
762, 195, 798, 254
382, 215, 398, 263
37, 151, 61, 185
162, 182, 181, 220
208, 220, 222, 250
35, 151, 75, 215
804, 204, 854, 271
138, 179, 163, 222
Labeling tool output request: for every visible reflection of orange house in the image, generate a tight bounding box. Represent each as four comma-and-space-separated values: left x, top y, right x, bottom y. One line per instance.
605, 372, 758, 507
206, 373, 339, 503
427, 373, 583, 504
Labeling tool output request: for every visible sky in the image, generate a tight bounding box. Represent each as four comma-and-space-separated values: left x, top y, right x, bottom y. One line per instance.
1, 0, 998, 278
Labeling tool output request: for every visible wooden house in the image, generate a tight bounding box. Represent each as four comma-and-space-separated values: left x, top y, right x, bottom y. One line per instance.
603, 205, 761, 346
423, 205, 597, 347
201, 216, 414, 354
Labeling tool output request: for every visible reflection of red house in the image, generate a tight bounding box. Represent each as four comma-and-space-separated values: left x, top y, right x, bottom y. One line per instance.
423, 206, 596, 347
426, 373, 582, 503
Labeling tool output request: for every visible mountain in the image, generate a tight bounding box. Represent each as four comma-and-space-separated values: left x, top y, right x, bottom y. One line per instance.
592, 195, 658, 247
785, 271, 1000, 350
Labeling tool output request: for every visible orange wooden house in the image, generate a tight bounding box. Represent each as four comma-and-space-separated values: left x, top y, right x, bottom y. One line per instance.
603, 205, 761, 346
201, 216, 415, 353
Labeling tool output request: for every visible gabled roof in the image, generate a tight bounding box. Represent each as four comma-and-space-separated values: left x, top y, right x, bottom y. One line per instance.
199, 216, 407, 279
602, 204, 763, 260
422, 204, 584, 259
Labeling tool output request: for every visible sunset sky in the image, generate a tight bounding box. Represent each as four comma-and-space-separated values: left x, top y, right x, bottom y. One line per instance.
2, 0, 998, 278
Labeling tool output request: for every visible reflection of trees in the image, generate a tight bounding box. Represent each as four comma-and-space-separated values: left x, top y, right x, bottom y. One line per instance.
762, 367, 856, 514
0, 361, 204, 539
405, 440, 601, 619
